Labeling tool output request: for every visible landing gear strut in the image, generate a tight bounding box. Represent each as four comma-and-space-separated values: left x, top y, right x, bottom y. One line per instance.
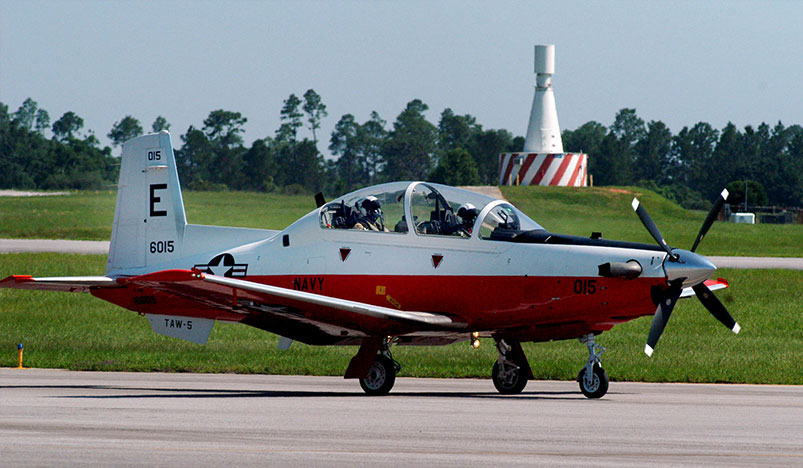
577, 334, 609, 399
491, 339, 529, 394
358, 338, 401, 396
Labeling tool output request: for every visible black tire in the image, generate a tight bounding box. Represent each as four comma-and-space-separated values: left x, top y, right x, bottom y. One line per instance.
359, 354, 396, 396
492, 361, 528, 395
577, 364, 609, 399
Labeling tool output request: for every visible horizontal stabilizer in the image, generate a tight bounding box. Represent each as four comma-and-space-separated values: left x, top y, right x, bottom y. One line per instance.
0, 275, 120, 292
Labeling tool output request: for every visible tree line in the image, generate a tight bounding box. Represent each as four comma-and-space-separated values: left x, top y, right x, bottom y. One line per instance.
564, 109, 803, 208
1, 95, 801, 208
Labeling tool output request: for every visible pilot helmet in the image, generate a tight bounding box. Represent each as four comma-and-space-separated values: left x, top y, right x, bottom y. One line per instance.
361, 196, 382, 221
457, 203, 479, 224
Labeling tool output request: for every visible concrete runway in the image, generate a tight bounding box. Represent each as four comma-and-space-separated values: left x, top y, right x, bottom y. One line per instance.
1, 369, 801, 467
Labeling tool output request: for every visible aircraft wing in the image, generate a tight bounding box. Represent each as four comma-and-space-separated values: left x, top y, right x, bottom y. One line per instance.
0, 275, 120, 292
679, 278, 728, 298
122, 270, 466, 331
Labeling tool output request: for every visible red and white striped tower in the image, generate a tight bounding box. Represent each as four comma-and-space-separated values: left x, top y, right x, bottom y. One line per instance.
499, 45, 588, 187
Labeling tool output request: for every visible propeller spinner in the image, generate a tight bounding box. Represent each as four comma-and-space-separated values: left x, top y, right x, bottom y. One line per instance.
631, 189, 739, 356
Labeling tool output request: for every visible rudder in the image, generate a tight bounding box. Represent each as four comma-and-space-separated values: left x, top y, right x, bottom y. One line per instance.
107, 131, 187, 274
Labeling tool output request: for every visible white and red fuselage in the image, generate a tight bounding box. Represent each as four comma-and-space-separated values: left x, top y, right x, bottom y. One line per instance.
93, 178, 699, 347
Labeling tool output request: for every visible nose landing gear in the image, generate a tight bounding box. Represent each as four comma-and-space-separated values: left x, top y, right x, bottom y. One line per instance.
577, 334, 609, 399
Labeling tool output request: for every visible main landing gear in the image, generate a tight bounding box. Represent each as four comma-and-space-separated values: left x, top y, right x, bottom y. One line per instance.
577, 334, 609, 399
491, 339, 532, 395
359, 350, 401, 396
346, 337, 401, 396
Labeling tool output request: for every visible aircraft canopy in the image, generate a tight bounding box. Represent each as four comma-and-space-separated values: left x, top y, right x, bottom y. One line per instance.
319, 181, 542, 238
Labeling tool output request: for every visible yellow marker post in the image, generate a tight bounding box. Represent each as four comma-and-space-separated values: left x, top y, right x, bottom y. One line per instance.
17, 343, 25, 369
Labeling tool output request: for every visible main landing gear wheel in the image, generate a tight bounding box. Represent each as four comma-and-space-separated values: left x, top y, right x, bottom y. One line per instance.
492, 361, 527, 395
577, 333, 609, 399
359, 354, 397, 396
492, 339, 528, 395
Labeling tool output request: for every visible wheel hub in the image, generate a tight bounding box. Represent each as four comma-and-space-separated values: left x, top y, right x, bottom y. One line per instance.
582, 371, 600, 392
498, 363, 519, 388
363, 362, 386, 390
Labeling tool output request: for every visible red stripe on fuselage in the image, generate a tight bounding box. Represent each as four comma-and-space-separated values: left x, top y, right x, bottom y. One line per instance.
92, 274, 665, 341
250, 274, 663, 330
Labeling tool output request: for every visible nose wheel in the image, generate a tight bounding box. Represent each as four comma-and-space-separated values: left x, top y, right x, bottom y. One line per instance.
577, 334, 609, 399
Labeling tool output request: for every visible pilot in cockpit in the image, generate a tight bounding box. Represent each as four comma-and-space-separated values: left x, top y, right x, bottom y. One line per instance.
456, 203, 480, 235
353, 196, 389, 232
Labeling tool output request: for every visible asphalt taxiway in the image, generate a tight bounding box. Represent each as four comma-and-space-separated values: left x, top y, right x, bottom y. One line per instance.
1, 369, 801, 467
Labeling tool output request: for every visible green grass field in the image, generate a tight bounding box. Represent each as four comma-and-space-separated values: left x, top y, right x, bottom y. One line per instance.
503, 186, 803, 257
1, 186, 801, 257
0, 191, 314, 241
1, 253, 800, 384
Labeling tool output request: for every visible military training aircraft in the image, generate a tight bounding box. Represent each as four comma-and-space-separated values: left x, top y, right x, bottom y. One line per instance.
1, 131, 740, 398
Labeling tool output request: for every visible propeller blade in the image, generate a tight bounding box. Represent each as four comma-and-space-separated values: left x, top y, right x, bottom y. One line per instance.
645, 285, 683, 356
692, 283, 741, 334
691, 188, 729, 252
632, 198, 676, 260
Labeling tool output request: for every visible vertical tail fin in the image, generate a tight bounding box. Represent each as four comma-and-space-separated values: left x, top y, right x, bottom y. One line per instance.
107, 131, 187, 274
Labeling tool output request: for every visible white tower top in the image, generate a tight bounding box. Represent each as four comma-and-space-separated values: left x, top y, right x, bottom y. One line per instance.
523, 44, 564, 153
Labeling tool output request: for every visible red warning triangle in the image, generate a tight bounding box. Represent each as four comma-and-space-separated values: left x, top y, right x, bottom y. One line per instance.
432, 254, 443, 269
339, 248, 351, 262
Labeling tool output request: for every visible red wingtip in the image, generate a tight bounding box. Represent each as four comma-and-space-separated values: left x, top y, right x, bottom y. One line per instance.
1, 275, 33, 284
0, 275, 35, 289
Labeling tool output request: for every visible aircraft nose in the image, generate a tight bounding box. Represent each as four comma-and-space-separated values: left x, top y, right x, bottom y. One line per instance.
664, 249, 716, 287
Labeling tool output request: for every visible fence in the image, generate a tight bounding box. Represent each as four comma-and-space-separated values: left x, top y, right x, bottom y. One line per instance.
724, 204, 803, 224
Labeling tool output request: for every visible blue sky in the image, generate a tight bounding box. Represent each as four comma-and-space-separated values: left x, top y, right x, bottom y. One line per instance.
2, 0, 801, 154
